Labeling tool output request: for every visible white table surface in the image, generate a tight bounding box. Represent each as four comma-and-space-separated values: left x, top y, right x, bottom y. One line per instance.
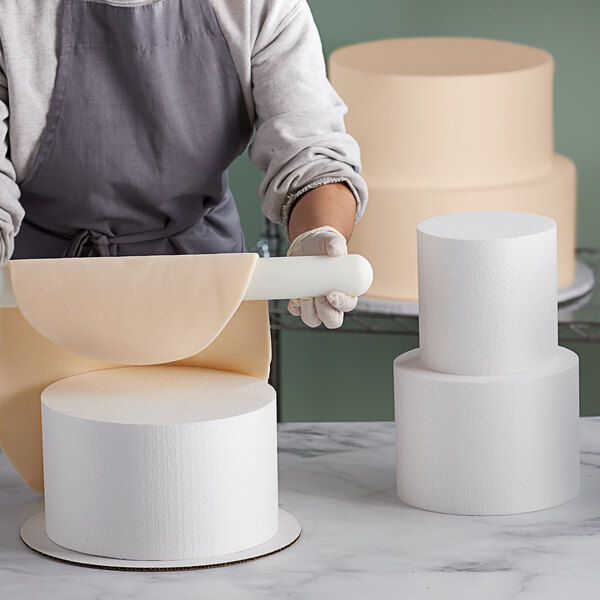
1, 419, 600, 599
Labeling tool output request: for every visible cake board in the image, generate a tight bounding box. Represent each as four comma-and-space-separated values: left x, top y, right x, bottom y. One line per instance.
356, 259, 595, 316
21, 509, 301, 571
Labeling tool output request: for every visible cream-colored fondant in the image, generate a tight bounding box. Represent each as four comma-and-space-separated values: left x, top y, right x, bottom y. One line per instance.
348, 155, 576, 301
0, 299, 271, 493
7, 253, 258, 365
329, 37, 554, 187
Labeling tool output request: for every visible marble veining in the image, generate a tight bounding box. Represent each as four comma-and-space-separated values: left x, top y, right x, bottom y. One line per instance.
1, 420, 600, 599
277, 421, 396, 457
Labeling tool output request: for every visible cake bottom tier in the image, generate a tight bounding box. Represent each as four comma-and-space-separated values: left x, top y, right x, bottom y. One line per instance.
41, 366, 278, 560
393, 347, 580, 515
349, 154, 576, 302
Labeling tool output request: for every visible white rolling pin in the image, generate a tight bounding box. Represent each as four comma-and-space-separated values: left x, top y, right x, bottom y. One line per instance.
243, 255, 373, 300
0, 254, 373, 308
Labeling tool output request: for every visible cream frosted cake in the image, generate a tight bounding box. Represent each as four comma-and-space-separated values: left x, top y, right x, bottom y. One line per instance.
329, 37, 576, 302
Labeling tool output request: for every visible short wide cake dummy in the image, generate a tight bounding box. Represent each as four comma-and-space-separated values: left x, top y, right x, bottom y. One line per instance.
40, 365, 281, 561
0, 253, 271, 493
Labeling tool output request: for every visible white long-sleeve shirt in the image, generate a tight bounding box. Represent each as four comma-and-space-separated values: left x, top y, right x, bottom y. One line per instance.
0, 0, 367, 259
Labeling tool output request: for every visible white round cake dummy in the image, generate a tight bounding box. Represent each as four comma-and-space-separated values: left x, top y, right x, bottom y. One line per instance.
393, 347, 580, 516
417, 211, 558, 376
38, 366, 288, 562
329, 37, 554, 187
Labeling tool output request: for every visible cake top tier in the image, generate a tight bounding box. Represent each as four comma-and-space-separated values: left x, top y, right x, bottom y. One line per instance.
330, 37, 552, 77
42, 366, 275, 424
418, 211, 556, 241
328, 37, 556, 186
416, 210, 558, 377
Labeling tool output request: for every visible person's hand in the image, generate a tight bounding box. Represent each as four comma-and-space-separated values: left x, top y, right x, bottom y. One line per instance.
286, 225, 358, 329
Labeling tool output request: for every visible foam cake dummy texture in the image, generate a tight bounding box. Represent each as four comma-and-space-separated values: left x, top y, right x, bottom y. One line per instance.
41, 366, 279, 560
393, 211, 580, 515
417, 211, 558, 376
394, 347, 579, 515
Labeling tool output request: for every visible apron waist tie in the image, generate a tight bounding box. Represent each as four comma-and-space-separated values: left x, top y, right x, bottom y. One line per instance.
23, 216, 199, 258
66, 229, 113, 257
64, 217, 196, 258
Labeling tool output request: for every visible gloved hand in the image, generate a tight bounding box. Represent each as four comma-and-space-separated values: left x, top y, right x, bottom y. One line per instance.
286, 225, 358, 329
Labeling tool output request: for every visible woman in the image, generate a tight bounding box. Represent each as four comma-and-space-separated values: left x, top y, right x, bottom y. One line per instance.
0, 0, 367, 328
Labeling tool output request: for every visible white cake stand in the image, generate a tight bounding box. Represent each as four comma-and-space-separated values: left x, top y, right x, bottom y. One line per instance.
357, 260, 595, 316
21, 509, 301, 571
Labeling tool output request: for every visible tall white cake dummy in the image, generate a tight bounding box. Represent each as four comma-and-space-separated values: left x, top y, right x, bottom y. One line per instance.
393, 211, 580, 515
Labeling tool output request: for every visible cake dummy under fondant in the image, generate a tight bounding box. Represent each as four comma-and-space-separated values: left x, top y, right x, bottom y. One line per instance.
0, 253, 272, 493
3, 251, 373, 565
0, 299, 271, 494
0, 252, 295, 565
0, 252, 372, 496
329, 37, 577, 302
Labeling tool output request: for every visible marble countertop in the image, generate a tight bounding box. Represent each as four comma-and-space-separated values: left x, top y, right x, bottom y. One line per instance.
2, 419, 600, 599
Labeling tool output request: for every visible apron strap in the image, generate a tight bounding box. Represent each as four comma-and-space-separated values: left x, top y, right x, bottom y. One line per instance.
64, 217, 198, 258
65, 229, 112, 257
23, 216, 198, 258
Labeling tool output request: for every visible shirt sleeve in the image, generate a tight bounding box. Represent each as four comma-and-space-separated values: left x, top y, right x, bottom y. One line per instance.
248, 0, 368, 235
0, 41, 25, 265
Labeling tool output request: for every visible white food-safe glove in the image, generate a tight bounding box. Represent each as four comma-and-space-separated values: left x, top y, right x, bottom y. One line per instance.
286, 225, 358, 329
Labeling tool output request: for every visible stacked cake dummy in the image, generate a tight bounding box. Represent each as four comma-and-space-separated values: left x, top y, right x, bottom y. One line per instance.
329, 37, 577, 302
0, 253, 298, 565
393, 211, 580, 515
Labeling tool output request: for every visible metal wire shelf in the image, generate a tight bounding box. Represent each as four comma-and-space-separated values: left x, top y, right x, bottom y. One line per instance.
267, 247, 600, 342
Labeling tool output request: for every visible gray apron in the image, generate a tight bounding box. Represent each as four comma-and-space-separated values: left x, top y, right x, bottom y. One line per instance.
12, 0, 251, 259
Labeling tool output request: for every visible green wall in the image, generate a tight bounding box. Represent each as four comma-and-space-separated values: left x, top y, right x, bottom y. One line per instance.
229, 0, 600, 420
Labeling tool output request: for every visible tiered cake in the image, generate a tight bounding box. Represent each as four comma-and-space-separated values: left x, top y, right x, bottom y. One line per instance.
329, 37, 577, 302
393, 211, 580, 515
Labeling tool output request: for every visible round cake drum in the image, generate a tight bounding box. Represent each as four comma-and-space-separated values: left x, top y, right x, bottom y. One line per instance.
21, 509, 301, 571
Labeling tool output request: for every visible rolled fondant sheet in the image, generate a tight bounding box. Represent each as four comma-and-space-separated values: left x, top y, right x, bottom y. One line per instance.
41, 366, 278, 560
417, 211, 558, 376
7, 253, 258, 365
329, 37, 554, 187
394, 347, 580, 515
0, 300, 270, 493
348, 155, 576, 301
